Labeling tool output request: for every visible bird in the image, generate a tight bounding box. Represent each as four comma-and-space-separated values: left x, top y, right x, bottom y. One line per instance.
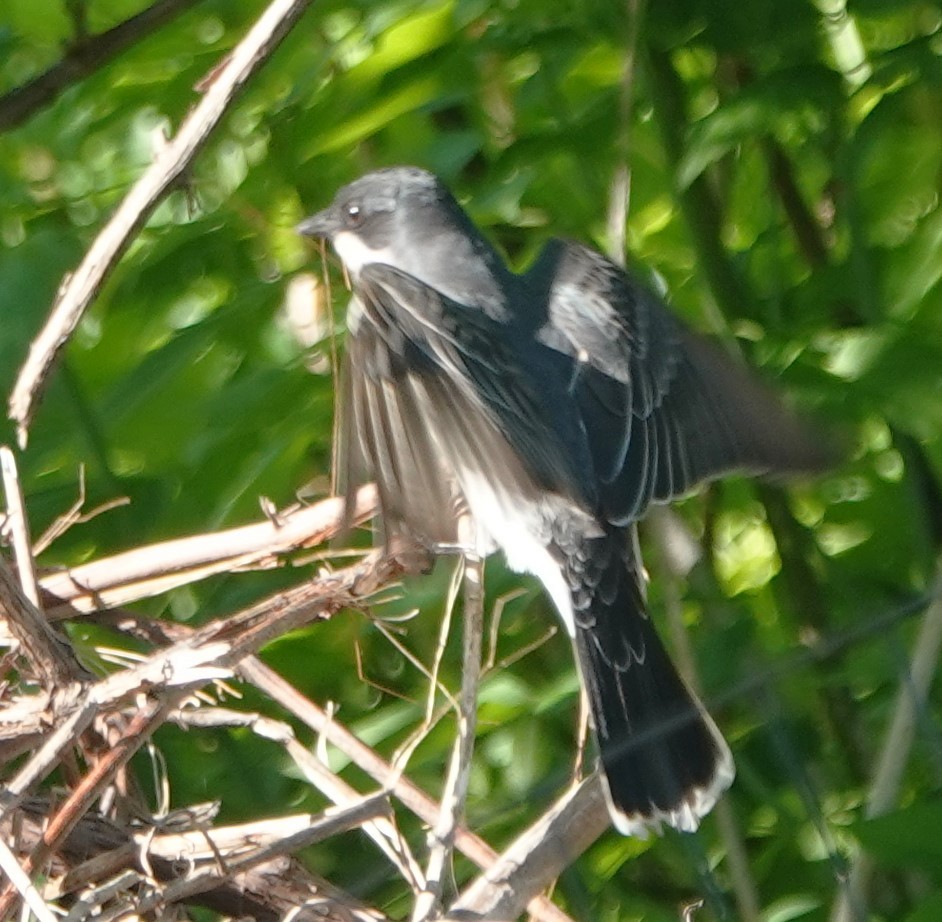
297, 166, 831, 836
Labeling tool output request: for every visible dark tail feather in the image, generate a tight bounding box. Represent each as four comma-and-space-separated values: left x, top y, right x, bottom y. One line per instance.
563, 528, 734, 835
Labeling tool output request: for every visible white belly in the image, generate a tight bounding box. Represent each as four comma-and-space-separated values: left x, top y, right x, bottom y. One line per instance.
455, 464, 579, 636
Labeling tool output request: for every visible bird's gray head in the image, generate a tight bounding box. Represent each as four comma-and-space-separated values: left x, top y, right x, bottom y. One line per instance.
298, 166, 511, 314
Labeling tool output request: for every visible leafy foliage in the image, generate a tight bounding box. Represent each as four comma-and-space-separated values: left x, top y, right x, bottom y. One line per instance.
2, 0, 942, 919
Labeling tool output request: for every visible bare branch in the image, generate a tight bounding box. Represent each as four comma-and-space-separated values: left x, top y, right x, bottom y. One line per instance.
830, 553, 942, 922
113, 617, 575, 922
238, 657, 576, 922
2, 550, 404, 821
0, 550, 412, 918
0, 702, 170, 918
0, 0, 205, 132
0, 837, 58, 922
6, 796, 392, 922
1, 504, 582, 922
0, 555, 89, 688
172, 706, 426, 889
1, 446, 40, 606
143, 795, 388, 865
444, 775, 609, 921
7, 0, 316, 444
128, 794, 388, 917
33, 467, 130, 556
414, 555, 485, 921
39, 485, 377, 617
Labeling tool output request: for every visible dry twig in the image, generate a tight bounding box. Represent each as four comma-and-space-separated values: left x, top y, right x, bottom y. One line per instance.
0, 0, 204, 132
2, 550, 402, 808
830, 553, 942, 922
0, 836, 58, 922
0, 447, 40, 607
172, 706, 425, 889
443, 775, 609, 921
124, 794, 387, 918
38, 485, 377, 617
237, 657, 575, 922
413, 555, 485, 921
0, 555, 89, 689
0, 549, 411, 918
7, 0, 315, 444
4, 795, 392, 922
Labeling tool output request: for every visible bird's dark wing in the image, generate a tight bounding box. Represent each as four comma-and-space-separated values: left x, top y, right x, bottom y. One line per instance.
338, 325, 464, 546
529, 239, 832, 525
339, 263, 591, 545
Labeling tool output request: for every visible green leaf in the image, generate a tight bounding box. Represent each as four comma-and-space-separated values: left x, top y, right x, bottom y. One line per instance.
854, 801, 942, 876
678, 65, 840, 188
305, 73, 446, 155
906, 891, 942, 922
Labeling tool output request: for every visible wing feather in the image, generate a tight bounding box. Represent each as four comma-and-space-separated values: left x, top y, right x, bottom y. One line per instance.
341, 263, 588, 547
356, 264, 586, 499
528, 238, 832, 524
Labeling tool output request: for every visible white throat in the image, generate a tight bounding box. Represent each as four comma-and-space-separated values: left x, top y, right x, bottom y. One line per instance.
333, 231, 395, 276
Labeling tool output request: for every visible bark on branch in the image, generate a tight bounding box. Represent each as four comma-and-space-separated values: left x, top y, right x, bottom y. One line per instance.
7, 0, 315, 445
0, 0, 205, 133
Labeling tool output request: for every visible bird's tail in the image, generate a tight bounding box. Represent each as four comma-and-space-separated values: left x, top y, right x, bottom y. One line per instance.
561, 528, 734, 835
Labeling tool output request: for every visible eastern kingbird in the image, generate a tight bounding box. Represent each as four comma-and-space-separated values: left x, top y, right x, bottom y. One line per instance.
298, 166, 830, 835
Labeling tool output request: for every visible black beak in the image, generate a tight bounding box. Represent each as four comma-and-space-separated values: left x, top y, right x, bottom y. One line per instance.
296, 208, 336, 239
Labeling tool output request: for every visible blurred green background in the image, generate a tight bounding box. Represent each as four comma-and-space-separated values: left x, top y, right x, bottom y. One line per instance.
2, 0, 942, 919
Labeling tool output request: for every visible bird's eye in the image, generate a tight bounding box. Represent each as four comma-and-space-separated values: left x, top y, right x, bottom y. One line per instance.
344, 203, 362, 227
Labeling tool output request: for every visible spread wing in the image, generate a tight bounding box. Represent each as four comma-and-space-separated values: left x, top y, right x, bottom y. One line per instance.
339, 263, 592, 545
528, 239, 832, 525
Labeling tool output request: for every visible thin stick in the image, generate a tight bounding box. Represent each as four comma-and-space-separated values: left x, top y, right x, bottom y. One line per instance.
0, 0, 203, 132
172, 706, 425, 889
3, 549, 407, 821
7, 794, 389, 921
121, 795, 388, 918
425, 557, 465, 727
443, 775, 609, 921
0, 557, 87, 687
7, 0, 315, 444
239, 653, 575, 922
0, 446, 39, 606
482, 587, 528, 673
53, 610, 575, 922
0, 549, 407, 916
139, 798, 383, 862
413, 554, 484, 921
829, 554, 942, 922
0, 702, 171, 918
39, 485, 377, 617
389, 557, 463, 775
0, 837, 58, 922
33, 466, 130, 556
